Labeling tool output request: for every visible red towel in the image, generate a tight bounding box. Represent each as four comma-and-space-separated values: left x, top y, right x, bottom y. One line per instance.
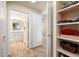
62, 29, 79, 36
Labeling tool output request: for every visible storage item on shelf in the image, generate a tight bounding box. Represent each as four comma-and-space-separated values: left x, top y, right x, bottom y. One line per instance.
62, 1, 79, 9
61, 29, 79, 36
59, 52, 69, 57
58, 17, 79, 23
77, 47, 79, 53
75, 17, 79, 22
58, 20, 74, 23
60, 40, 79, 54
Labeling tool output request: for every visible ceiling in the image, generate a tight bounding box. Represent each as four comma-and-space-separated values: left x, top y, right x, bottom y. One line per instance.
14, 1, 47, 13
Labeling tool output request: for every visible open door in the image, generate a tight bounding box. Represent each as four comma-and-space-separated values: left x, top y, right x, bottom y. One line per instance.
29, 14, 42, 48
32, 14, 42, 47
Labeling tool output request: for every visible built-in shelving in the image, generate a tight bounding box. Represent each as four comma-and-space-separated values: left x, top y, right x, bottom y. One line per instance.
57, 22, 79, 25
57, 3, 79, 14
56, 1, 79, 57
57, 47, 79, 57
57, 35, 79, 43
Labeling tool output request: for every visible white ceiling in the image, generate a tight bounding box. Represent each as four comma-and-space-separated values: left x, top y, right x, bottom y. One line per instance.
14, 1, 47, 13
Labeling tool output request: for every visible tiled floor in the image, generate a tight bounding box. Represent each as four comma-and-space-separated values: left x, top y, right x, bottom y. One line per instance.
10, 40, 47, 57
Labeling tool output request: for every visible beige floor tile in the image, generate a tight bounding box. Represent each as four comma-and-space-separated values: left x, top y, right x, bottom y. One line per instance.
10, 40, 46, 57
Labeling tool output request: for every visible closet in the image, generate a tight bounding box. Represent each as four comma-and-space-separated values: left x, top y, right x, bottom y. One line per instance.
56, 1, 79, 57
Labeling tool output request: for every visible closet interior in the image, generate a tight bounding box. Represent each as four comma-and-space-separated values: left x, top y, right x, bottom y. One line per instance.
56, 1, 79, 57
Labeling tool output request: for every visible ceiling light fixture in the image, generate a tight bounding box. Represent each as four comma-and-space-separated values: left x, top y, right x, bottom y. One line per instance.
31, 0, 36, 3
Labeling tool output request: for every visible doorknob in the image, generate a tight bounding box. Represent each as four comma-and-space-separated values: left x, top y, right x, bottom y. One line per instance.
2, 35, 6, 41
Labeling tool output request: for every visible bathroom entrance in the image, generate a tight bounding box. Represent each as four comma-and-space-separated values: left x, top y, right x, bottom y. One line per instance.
7, 1, 49, 57
8, 9, 29, 56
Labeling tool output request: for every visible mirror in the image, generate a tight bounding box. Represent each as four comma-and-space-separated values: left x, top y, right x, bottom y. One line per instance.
12, 22, 20, 30
11, 20, 23, 31
12, 21, 21, 30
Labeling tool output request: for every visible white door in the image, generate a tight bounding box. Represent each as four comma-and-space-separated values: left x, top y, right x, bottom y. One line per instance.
0, 1, 8, 57
29, 14, 42, 48
32, 14, 42, 47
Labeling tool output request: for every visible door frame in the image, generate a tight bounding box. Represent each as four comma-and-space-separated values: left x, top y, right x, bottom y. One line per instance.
7, 5, 29, 56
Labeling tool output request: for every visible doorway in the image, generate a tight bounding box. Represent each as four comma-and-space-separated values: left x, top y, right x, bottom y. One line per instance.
8, 9, 29, 56
7, 1, 48, 57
